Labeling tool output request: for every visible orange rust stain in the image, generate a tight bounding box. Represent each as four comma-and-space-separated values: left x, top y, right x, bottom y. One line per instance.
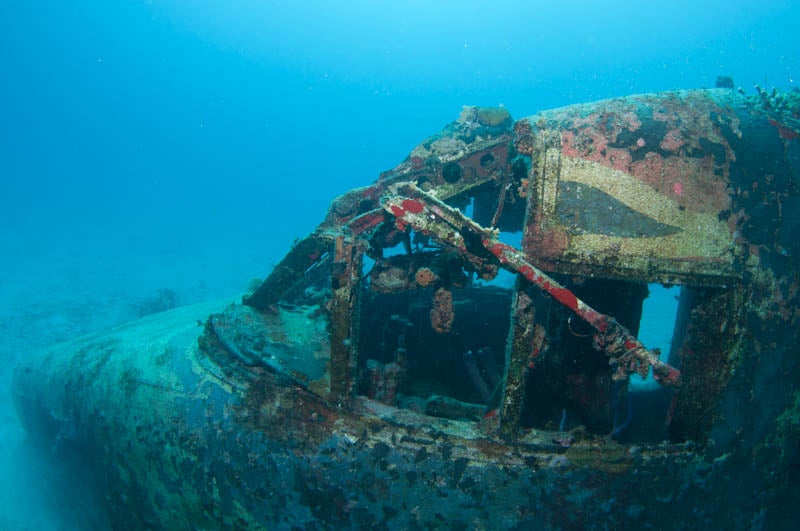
524, 225, 570, 259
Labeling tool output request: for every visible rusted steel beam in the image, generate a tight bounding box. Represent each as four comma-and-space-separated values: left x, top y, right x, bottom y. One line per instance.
328, 236, 363, 404
498, 282, 536, 439
382, 182, 681, 386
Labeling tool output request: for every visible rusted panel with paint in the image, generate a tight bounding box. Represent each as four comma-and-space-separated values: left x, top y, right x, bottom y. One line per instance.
378, 106, 514, 198
518, 89, 741, 285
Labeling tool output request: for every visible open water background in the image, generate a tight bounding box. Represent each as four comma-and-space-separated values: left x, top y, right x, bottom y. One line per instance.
1, 1, 798, 528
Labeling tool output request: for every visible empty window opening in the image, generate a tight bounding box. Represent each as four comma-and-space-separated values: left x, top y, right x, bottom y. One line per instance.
280, 251, 333, 308
474, 267, 517, 290
630, 284, 680, 391
357, 280, 512, 422
498, 231, 523, 248
514, 278, 735, 444
463, 196, 475, 219
445, 178, 527, 234
518, 278, 664, 439
357, 196, 516, 422
381, 235, 410, 258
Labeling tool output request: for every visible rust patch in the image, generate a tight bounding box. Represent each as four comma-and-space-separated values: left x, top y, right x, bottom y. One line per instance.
523, 224, 570, 261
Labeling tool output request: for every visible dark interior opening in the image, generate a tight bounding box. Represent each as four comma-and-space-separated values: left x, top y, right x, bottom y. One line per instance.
357, 285, 512, 421
353, 226, 729, 441
512, 279, 736, 444
518, 277, 680, 441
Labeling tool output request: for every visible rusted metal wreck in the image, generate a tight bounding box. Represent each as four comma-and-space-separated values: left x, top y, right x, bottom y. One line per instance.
13, 87, 800, 529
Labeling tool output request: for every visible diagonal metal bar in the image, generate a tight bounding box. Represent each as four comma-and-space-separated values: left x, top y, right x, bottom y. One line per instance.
381, 182, 680, 386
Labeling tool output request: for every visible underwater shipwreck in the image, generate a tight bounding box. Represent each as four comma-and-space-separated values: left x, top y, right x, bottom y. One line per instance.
13, 86, 800, 529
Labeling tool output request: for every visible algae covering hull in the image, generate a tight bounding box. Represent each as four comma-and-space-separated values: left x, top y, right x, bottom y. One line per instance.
12, 88, 800, 528
12, 301, 697, 530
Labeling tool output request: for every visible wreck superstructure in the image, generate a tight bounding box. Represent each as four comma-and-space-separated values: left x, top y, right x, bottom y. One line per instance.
13, 88, 800, 529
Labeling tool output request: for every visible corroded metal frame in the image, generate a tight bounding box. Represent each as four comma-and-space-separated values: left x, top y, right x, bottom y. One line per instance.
242, 94, 767, 441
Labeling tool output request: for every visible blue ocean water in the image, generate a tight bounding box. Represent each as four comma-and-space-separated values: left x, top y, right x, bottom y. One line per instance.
0, 1, 798, 528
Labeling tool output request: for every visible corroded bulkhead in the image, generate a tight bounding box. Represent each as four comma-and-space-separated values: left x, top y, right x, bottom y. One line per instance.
12, 88, 800, 529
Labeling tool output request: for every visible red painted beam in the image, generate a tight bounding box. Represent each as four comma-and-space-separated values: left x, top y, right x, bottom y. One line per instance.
381, 184, 681, 386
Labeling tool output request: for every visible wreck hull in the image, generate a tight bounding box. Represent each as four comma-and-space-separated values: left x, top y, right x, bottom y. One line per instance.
12, 299, 798, 530
12, 88, 800, 529
9, 302, 715, 530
